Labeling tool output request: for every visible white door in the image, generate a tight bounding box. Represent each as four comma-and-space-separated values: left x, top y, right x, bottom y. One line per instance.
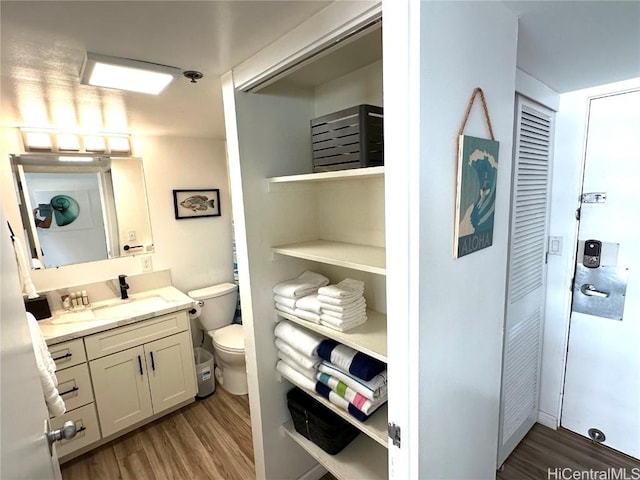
498, 95, 554, 465
89, 345, 153, 437
146, 331, 197, 413
1, 215, 61, 479
561, 89, 640, 459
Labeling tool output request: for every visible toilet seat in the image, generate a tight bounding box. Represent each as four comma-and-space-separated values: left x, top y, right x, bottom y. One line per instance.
210, 324, 244, 353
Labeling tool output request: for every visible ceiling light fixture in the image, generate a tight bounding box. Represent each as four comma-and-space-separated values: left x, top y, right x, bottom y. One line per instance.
80, 52, 181, 95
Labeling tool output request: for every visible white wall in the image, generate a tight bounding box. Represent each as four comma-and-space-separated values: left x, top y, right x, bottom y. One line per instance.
1, 129, 234, 345
539, 76, 640, 427
416, 2, 517, 477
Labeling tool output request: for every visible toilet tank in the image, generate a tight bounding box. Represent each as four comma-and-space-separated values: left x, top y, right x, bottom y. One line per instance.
188, 283, 238, 331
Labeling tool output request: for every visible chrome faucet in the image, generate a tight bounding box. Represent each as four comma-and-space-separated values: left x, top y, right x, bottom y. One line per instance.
118, 275, 130, 300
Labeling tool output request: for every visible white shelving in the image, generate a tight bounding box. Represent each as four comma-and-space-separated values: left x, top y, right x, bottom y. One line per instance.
269, 166, 384, 185
272, 240, 386, 275
282, 421, 388, 480
279, 370, 388, 447
276, 309, 387, 362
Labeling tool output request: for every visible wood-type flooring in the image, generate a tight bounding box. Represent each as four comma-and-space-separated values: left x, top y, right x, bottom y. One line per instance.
63, 390, 640, 480
61, 386, 254, 480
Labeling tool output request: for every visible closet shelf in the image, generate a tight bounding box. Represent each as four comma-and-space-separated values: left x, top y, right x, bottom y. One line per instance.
278, 371, 388, 448
269, 166, 384, 185
282, 421, 388, 480
276, 309, 387, 362
272, 240, 386, 275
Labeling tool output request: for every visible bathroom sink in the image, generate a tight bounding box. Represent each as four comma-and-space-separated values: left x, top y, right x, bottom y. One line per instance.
49, 295, 173, 324
91, 295, 173, 320
49, 309, 95, 325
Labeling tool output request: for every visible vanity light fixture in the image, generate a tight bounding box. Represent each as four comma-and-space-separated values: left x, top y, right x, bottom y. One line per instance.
23, 131, 52, 150
80, 52, 181, 95
83, 135, 106, 152
56, 133, 80, 151
21, 128, 131, 155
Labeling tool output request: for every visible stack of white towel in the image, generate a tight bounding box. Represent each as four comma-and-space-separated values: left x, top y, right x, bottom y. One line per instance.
274, 320, 324, 384
273, 271, 329, 319
273, 274, 368, 332
317, 278, 367, 331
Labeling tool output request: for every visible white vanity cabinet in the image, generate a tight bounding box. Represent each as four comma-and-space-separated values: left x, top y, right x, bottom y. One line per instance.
86, 310, 196, 438
48, 338, 101, 459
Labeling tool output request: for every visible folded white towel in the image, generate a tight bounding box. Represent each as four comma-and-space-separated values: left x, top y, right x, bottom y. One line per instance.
320, 318, 367, 332
273, 271, 329, 299
274, 320, 325, 357
277, 352, 318, 381
321, 306, 367, 321
276, 360, 316, 392
274, 294, 297, 309
295, 294, 322, 313
275, 338, 319, 369
321, 297, 366, 313
317, 278, 364, 299
318, 361, 387, 400
317, 294, 363, 306
294, 308, 321, 324
275, 303, 296, 316
26, 312, 66, 417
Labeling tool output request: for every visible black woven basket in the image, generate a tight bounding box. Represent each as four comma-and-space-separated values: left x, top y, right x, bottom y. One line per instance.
286, 387, 360, 455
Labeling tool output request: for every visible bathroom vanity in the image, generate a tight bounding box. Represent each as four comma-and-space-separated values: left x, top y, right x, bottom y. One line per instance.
37, 282, 197, 462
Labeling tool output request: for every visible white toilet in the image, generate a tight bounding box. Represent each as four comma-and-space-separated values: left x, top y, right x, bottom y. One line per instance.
188, 283, 248, 395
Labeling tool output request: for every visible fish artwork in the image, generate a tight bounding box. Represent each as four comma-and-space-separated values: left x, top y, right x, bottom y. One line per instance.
180, 195, 216, 212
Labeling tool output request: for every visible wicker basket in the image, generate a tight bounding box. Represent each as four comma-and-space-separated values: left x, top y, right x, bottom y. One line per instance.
311, 104, 383, 172
286, 387, 360, 455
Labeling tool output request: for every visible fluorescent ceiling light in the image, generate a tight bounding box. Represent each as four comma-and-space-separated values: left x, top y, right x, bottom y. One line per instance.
80, 52, 180, 95
58, 156, 94, 162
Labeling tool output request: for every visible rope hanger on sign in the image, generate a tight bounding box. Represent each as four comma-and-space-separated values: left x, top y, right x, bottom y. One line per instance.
458, 87, 495, 141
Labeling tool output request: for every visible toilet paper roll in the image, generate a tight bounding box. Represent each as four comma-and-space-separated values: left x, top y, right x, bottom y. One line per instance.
188, 301, 202, 320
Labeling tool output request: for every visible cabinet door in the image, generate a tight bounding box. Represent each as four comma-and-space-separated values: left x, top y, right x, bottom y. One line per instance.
145, 331, 197, 414
89, 345, 153, 437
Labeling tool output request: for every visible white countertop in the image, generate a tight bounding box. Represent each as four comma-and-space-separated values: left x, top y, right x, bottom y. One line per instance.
38, 286, 194, 346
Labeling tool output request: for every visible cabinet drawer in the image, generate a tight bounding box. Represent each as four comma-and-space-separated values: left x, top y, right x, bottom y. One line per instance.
55, 363, 93, 412
52, 403, 101, 459
84, 310, 189, 360
49, 339, 86, 370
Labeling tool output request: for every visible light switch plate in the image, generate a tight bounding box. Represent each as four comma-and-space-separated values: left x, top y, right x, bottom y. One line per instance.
548, 236, 563, 256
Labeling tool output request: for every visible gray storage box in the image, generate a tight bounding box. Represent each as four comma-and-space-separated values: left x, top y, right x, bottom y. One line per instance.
311, 104, 383, 172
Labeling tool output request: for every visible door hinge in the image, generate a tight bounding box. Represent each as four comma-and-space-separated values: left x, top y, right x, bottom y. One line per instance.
388, 422, 401, 448
575, 208, 581, 220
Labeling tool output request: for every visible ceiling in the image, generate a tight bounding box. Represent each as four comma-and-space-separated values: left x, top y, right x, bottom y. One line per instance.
1, 1, 638, 140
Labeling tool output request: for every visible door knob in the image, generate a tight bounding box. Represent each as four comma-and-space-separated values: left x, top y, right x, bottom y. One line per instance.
580, 284, 609, 298
46, 420, 77, 455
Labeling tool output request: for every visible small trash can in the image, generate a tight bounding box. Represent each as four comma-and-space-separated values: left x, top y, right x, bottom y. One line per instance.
194, 347, 215, 398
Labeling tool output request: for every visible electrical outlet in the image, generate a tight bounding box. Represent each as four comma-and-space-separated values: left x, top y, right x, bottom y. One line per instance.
128, 230, 136, 241
140, 255, 152, 272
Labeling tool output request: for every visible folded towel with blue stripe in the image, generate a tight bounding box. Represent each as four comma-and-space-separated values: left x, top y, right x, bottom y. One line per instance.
314, 382, 370, 422
317, 338, 385, 381
316, 372, 386, 416
318, 361, 387, 400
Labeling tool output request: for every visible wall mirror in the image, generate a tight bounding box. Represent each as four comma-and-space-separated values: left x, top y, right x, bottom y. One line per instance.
10, 154, 154, 269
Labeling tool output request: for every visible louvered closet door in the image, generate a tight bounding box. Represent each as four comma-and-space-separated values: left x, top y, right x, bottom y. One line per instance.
497, 96, 554, 466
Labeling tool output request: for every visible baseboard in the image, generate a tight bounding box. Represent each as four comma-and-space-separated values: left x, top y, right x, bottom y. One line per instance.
537, 410, 558, 429
298, 463, 328, 480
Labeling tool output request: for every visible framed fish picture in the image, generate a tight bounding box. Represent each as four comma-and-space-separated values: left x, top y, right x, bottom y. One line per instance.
173, 189, 221, 219
454, 135, 499, 258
